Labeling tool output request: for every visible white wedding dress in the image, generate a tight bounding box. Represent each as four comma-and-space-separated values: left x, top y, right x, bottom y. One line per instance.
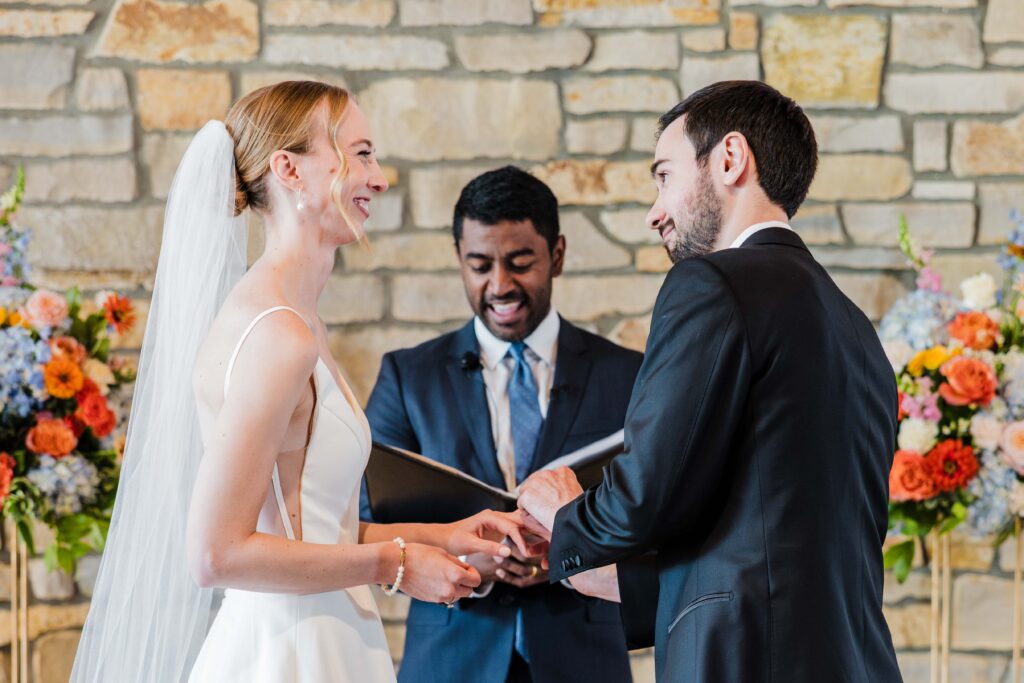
188, 306, 397, 683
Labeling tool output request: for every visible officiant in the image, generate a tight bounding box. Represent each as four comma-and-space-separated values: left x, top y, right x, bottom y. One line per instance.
359, 166, 642, 683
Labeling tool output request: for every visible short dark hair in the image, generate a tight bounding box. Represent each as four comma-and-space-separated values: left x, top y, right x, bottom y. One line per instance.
452, 166, 560, 251
658, 81, 818, 219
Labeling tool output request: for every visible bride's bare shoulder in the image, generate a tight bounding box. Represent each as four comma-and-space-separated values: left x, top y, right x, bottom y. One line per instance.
192, 287, 316, 404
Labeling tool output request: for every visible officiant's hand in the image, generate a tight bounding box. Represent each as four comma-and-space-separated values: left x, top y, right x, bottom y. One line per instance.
517, 467, 584, 533
493, 548, 549, 588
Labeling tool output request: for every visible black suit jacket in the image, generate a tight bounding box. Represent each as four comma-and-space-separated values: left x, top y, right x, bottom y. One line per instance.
362, 317, 643, 683
549, 229, 902, 682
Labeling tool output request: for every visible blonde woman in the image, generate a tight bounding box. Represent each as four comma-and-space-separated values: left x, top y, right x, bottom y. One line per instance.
71, 81, 532, 682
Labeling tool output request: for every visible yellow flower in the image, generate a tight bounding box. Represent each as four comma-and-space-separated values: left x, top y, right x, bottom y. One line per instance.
908, 346, 958, 377
0, 307, 6, 326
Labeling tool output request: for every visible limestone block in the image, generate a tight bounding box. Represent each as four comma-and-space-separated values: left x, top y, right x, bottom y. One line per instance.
360, 78, 561, 161
136, 69, 231, 131
0, 45, 74, 110
891, 14, 983, 68
808, 155, 912, 202
842, 203, 974, 247
92, 0, 258, 63
563, 76, 679, 115
456, 31, 590, 73
532, 160, 655, 205
265, 0, 394, 26
265, 34, 448, 70
560, 212, 631, 271
0, 116, 132, 157
565, 118, 628, 155
762, 15, 887, 109
585, 30, 679, 71
885, 73, 1024, 114
76, 68, 130, 111
344, 233, 457, 272
951, 113, 1024, 177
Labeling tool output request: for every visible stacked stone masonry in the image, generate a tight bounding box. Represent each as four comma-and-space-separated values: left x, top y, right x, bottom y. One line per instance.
1, 0, 1023, 680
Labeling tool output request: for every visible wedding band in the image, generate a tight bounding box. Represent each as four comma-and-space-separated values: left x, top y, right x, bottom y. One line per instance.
530, 565, 539, 578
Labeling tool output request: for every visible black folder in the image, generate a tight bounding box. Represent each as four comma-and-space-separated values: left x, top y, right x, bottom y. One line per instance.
364, 430, 626, 524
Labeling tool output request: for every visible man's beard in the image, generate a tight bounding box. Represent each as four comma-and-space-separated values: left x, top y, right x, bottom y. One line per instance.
667, 170, 723, 264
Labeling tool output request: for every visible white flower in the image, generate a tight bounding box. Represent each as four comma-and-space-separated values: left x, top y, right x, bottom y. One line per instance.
898, 418, 939, 454
971, 414, 1005, 451
82, 358, 115, 396
883, 340, 914, 372
961, 272, 998, 311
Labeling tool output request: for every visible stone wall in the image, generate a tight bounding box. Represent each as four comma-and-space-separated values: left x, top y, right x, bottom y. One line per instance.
1, 0, 1023, 680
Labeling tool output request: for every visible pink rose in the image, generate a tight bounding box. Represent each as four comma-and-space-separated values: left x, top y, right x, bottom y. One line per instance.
20, 289, 68, 330
1002, 421, 1024, 475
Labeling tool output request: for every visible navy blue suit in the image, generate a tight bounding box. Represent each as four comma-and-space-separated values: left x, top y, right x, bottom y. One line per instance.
362, 317, 642, 683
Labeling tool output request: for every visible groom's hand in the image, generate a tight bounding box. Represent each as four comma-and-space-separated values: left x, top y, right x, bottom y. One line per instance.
517, 467, 584, 533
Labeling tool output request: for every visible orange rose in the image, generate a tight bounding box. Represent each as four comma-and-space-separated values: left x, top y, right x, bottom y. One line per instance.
48, 336, 87, 364
890, 450, 938, 502
938, 356, 997, 407
25, 417, 77, 458
76, 393, 116, 438
0, 453, 14, 502
43, 356, 84, 399
947, 311, 1000, 351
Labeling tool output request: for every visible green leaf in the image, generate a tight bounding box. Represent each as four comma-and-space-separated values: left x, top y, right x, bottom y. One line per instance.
939, 514, 963, 535
884, 540, 916, 583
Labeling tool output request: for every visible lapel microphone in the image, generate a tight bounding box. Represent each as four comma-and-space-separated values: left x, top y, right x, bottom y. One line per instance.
460, 351, 482, 371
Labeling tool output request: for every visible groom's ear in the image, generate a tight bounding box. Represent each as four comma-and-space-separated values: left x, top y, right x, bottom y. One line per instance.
267, 149, 303, 194
719, 131, 754, 188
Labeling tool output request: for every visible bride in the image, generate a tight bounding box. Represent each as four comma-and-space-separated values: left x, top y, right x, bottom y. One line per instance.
70, 80, 534, 682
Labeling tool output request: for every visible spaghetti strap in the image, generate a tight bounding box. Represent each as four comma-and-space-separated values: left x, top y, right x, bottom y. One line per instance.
222, 306, 307, 399
271, 464, 296, 540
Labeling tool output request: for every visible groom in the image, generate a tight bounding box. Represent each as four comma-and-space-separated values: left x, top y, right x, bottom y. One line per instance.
519, 81, 903, 682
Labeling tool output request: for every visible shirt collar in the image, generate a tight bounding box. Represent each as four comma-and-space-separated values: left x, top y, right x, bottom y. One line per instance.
729, 221, 793, 249
474, 307, 560, 371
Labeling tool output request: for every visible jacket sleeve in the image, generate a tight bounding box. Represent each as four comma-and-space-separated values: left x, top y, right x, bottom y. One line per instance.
548, 258, 750, 581
617, 553, 660, 650
359, 352, 421, 522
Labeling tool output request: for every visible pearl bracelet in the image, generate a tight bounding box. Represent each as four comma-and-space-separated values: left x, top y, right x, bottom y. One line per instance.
381, 537, 406, 597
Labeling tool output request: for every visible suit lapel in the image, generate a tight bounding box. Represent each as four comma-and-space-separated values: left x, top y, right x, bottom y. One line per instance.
445, 322, 505, 488
532, 318, 592, 469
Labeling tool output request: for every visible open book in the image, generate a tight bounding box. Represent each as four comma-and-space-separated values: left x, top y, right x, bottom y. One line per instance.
364, 430, 625, 524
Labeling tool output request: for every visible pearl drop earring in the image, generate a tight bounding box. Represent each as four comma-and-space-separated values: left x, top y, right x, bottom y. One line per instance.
296, 189, 305, 212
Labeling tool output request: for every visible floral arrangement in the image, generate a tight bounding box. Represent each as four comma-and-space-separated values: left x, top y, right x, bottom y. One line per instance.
881, 215, 1024, 581
0, 168, 137, 573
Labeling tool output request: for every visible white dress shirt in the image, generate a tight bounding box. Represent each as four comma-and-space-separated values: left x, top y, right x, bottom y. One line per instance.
729, 220, 794, 249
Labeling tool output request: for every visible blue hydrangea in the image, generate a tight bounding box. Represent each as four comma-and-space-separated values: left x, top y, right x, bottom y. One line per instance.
966, 450, 1017, 537
879, 289, 958, 351
0, 226, 31, 286
27, 454, 99, 517
0, 325, 50, 418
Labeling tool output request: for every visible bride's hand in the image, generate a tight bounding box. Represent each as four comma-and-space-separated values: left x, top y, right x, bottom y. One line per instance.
442, 510, 540, 560
397, 543, 481, 605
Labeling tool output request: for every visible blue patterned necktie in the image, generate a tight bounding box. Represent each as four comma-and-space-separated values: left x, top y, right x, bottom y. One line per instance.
508, 341, 543, 485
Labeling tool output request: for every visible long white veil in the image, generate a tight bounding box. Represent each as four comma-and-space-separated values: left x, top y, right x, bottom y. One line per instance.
71, 121, 248, 682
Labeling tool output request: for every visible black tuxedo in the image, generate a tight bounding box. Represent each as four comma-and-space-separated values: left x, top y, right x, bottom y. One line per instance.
362, 317, 643, 683
549, 229, 902, 682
